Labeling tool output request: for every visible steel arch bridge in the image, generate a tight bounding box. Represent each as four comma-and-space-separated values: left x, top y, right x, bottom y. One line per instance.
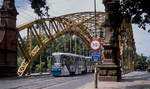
17, 12, 136, 76
17, 12, 106, 76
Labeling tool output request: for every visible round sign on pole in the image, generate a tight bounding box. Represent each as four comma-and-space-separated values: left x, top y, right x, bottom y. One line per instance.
90, 40, 101, 50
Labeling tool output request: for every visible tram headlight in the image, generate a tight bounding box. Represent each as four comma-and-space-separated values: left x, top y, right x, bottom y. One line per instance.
57, 68, 61, 71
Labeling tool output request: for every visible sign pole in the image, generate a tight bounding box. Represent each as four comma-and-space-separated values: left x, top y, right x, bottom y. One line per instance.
94, 0, 97, 38
94, 63, 98, 88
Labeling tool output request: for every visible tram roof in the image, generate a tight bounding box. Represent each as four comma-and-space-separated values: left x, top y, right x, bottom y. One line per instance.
52, 52, 85, 58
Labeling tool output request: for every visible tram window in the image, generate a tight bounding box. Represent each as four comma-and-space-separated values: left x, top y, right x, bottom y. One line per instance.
53, 55, 61, 63
68, 56, 72, 65
61, 55, 67, 65
74, 57, 78, 65
70, 56, 74, 63
73, 57, 76, 64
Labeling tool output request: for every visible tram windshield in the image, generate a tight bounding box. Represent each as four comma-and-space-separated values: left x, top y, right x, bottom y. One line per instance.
52, 55, 61, 63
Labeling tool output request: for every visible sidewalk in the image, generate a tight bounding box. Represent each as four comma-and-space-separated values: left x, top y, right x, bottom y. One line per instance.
76, 71, 150, 89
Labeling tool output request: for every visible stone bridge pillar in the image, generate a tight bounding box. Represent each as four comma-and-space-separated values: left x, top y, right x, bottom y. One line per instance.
0, 0, 18, 77
97, 0, 121, 81
98, 45, 121, 81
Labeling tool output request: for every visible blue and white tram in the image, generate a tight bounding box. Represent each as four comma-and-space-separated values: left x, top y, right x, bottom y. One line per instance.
51, 52, 90, 76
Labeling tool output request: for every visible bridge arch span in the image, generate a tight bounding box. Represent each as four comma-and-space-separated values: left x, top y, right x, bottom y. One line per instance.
17, 12, 106, 76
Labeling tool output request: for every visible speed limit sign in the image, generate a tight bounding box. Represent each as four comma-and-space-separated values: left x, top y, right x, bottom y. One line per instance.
90, 40, 101, 50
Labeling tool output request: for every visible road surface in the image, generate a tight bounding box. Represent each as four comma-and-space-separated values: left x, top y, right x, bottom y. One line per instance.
0, 73, 93, 89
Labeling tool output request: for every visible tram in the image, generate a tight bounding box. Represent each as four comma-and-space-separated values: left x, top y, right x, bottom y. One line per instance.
51, 52, 93, 76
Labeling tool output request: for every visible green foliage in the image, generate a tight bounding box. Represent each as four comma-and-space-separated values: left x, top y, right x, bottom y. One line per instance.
146, 57, 150, 67
103, 0, 150, 32
18, 34, 90, 73
17, 57, 23, 67
136, 54, 148, 71
47, 60, 52, 71
35, 61, 46, 72
120, 0, 150, 32
29, 0, 49, 17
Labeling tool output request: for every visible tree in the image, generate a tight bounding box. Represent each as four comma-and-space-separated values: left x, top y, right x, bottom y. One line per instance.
147, 57, 150, 72
29, 0, 49, 17
102, 0, 150, 33
120, 0, 150, 32
136, 54, 148, 71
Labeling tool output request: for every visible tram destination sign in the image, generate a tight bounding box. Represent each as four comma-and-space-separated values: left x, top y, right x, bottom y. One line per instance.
90, 40, 101, 50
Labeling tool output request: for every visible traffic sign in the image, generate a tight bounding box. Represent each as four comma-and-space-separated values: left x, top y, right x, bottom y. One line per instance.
91, 50, 100, 56
91, 50, 101, 62
90, 40, 101, 50
92, 56, 100, 62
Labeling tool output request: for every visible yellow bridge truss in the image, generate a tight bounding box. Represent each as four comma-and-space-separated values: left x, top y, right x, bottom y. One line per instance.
17, 12, 106, 76
17, 12, 136, 76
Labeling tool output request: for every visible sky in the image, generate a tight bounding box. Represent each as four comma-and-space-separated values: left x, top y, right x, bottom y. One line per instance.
0, 0, 150, 56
